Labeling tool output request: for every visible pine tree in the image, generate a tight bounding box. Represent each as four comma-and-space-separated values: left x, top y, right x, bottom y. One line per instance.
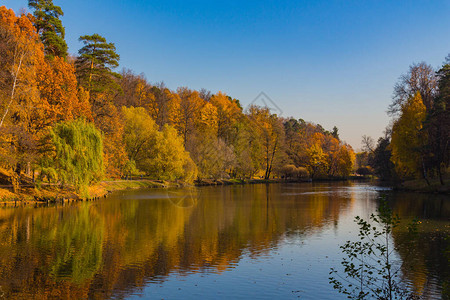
28, 0, 68, 58
75, 33, 121, 95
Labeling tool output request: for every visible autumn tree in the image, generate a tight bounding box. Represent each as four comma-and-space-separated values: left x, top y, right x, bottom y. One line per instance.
323, 135, 340, 176
390, 62, 437, 115
189, 135, 235, 180
196, 101, 218, 136
283, 118, 307, 167
0, 7, 43, 129
229, 120, 260, 178
306, 141, 328, 178
152, 125, 198, 182
28, 0, 68, 58
121, 106, 197, 182
35, 56, 92, 129
115, 69, 153, 109
0, 7, 45, 191
148, 82, 181, 127
210, 91, 241, 143
335, 144, 355, 177
176, 87, 203, 146
121, 106, 159, 169
390, 92, 428, 182
247, 105, 285, 179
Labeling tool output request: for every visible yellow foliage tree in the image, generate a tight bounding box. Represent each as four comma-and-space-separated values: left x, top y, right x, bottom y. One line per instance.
336, 144, 355, 177
210, 91, 241, 142
390, 92, 427, 179
153, 125, 197, 182
121, 106, 197, 183
197, 101, 219, 136
176, 87, 203, 146
306, 142, 328, 178
247, 105, 285, 179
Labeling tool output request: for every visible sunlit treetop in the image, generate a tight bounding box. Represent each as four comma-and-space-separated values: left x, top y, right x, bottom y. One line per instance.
75, 33, 121, 94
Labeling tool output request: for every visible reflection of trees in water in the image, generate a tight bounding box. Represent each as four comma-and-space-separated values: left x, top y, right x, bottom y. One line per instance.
0, 203, 104, 299
0, 184, 353, 299
387, 192, 450, 298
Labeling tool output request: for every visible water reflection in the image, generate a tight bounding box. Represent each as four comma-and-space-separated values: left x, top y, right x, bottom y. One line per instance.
388, 192, 450, 298
0, 183, 447, 299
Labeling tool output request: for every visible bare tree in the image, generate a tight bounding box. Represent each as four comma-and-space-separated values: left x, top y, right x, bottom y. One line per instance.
199, 88, 212, 102
389, 62, 438, 115
361, 135, 375, 153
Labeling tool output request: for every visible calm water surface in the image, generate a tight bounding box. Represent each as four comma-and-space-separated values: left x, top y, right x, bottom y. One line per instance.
0, 182, 448, 299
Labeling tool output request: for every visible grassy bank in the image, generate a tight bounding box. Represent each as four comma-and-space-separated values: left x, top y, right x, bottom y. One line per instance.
0, 178, 313, 206
0, 184, 80, 206
0, 179, 180, 207
395, 178, 450, 194
88, 180, 179, 198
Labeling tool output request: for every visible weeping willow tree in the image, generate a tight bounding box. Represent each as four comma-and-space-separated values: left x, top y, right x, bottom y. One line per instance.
40, 119, 104, 197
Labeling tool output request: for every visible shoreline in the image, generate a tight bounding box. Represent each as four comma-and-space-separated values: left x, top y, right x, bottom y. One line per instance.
393, 178, 450, 195
0, 178, 318, 207
1, 176, 448, 208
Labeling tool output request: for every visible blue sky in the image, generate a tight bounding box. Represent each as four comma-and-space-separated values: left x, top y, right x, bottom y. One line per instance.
3, 0, 450, 148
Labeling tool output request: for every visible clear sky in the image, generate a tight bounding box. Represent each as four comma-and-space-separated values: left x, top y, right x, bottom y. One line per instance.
3, 0, 450, 149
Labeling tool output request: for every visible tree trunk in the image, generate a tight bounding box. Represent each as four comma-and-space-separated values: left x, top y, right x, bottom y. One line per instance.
0, 49, 24, 128
421, 159, 430, 186
438, 164, 444, 186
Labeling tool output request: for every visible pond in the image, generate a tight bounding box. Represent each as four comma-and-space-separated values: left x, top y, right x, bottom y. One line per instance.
0, 182, 448, 299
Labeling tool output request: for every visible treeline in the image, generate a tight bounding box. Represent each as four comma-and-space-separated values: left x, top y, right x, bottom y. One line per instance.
0, 2, 355, 196
356, 58, 450, 185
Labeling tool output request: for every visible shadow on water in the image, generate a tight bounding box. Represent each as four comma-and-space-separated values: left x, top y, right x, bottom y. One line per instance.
386, 192, 450, 299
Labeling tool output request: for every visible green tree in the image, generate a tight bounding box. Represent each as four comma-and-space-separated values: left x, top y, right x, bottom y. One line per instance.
40, 119, 104, 197
75, 33, 120, 95
28, 0, 68, 58
368, 136, 397, 181
332, 126, 340, 140
75, 34, 125, 176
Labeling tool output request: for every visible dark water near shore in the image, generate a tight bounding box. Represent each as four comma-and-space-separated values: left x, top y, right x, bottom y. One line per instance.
0, 182, 448, 299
